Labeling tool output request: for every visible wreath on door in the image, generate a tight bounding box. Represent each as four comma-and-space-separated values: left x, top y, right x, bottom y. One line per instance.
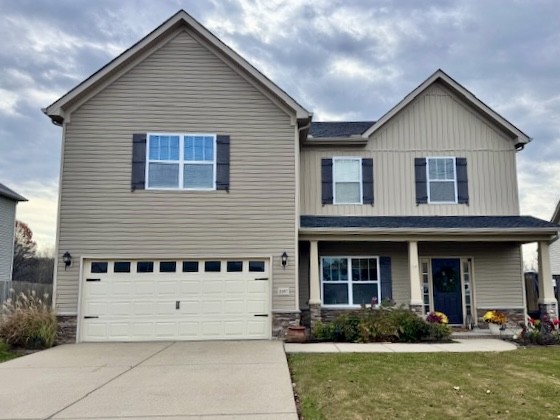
433, 266, 459, 293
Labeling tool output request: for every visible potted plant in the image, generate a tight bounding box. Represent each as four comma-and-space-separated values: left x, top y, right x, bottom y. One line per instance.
426, 311, 449, 324
483, 310, 507, 334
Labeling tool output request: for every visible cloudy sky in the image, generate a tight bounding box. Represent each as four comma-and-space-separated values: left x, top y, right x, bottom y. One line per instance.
0, 0, 559, 260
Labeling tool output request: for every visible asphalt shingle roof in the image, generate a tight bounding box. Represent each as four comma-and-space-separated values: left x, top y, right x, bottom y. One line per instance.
309, 121, 375, 138
300, 216, 559, 230
0, 183, 27, 202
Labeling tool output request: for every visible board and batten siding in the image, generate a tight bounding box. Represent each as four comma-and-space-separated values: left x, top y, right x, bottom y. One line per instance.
0, 197, 17, 282
301, 82, 520, 216
56, 29, 298, 313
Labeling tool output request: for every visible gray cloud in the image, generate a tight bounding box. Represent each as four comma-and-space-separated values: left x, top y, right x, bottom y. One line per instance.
0, 0, 559, 250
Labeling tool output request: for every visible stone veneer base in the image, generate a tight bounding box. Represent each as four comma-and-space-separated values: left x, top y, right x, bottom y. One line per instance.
476, 308, 525, 328
271, 311, 301, 339
56, 315, 77, 344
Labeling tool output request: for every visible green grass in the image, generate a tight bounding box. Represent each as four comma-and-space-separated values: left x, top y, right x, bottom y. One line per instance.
0, 341, 16, 363
289, 348, 560, 419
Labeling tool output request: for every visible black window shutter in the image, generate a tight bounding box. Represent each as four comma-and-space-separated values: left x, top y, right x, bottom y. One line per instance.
414, 158, 428, 204
321, 158, 333, 205
362, 158, 374, 205
456, 157, 469, 204
216, 135, 230, 192
380, 256, 392, 301
131, 133, 147, 191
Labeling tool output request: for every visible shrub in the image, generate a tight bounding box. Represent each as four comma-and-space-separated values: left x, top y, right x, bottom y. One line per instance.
427, 323, 453, 341
517, 315, 560, 346
312, 306, 450, 343
0, 290, 57, 349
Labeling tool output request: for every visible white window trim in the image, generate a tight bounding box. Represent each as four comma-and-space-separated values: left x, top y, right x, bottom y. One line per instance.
145, 132, 217, 191
320, 256, 380, 308
332, 157, 363, 205
426, 156, 458, 204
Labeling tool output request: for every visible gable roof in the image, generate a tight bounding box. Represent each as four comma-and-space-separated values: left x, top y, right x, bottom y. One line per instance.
0, 183, 27, 202
309, 121, 375, 138
361, 69, 531, 148
551, 199, 560, 224
43, 10, 311, 124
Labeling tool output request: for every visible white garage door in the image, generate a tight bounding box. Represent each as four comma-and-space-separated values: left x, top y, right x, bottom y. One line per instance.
80, 259, 271, 342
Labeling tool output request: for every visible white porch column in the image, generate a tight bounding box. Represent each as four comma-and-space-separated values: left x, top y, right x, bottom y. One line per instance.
408, 241, 423, 314
537, 241, 558, 319
309, 240, 321, 305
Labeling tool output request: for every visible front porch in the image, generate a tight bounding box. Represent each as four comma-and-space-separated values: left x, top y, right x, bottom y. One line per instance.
298, 216, 559, 330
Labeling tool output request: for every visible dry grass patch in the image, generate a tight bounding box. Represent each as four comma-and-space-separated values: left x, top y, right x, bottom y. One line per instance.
289, 348, 560, 419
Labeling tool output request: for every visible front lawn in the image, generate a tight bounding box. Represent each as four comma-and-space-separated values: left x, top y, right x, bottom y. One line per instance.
289, 348, 560, 419
0, 341, 17, 363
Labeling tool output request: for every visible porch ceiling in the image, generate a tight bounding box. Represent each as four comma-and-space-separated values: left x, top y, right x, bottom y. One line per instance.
299, 215, 560, 244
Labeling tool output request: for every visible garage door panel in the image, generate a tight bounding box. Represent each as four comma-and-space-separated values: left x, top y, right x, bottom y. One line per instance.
224, 300, 244, 314
181, 300, 201, 314
202, 281, 223, 294
178, 322, 199, 337
224, 321, 244, 335
110, 302, 132, 315
180, 282, 201, 294
247, 300, 267, 314
202, 300, 223, 314
225, 280, 245, 293
247, 281, 267, 293
247, 320, 267, 335
81, 259, 270, 341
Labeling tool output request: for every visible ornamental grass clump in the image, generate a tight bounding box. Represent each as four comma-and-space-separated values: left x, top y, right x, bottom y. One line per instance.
0, 290, 57, 349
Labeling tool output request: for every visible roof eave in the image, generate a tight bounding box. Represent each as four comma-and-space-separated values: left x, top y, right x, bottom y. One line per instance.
299, 226, 559, 236
43, 9, 311, 124
361, 69, 531, 145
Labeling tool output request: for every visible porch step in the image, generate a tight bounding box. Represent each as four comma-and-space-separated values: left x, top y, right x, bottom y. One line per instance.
451, 328, 517, 339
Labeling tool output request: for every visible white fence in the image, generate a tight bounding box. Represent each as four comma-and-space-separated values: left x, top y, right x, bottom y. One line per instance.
0, 281, 53, 306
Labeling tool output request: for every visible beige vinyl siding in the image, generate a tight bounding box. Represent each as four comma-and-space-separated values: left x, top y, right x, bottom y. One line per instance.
56, 29, 297, 313
301, 82, 520, 216
0, 197, 17, 282
550, 240, 560, 276
298, 240, 523, 310
298, 242, 409, 307
419, 242, 524, 308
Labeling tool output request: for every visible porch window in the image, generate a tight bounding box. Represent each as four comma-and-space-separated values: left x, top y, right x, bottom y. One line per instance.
321, 257, 379, 306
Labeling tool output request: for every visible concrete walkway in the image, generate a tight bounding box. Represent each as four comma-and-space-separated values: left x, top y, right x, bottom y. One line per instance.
0, 341, 297, 420
285, 338, 517, 353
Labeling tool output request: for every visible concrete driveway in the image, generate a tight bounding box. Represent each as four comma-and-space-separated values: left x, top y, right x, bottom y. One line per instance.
0, 341, 298, 420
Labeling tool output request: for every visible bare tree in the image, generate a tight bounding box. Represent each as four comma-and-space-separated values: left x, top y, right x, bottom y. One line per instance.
12, 221, 37, 280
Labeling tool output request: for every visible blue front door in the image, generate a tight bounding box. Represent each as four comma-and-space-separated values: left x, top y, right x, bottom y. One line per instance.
432, 258, 463, 324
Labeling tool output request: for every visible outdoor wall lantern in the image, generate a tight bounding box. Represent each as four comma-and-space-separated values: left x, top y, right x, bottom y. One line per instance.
62, 251, 72, 270
281, 252, 288, 268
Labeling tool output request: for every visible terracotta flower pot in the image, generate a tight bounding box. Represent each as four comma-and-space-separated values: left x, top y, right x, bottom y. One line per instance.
286, 326, 307, 343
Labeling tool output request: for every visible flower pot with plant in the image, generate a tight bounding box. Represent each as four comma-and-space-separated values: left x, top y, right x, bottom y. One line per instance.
483, 310, 507, 334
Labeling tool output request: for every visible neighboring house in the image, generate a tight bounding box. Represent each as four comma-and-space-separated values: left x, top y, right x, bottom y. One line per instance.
550, 201, 560, 301
43, 10, 559, 343
0, 183, 27, 282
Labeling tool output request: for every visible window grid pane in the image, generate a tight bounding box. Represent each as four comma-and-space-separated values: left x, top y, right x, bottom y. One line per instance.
148, 133, 215, 190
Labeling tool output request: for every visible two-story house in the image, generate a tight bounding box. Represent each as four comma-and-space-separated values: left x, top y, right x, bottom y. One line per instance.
43, 10, 558, 342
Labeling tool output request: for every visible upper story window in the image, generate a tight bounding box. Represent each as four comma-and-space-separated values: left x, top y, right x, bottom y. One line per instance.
146, 133, 216, 190
333, 157, 362, 204
427, 157, 457, 203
